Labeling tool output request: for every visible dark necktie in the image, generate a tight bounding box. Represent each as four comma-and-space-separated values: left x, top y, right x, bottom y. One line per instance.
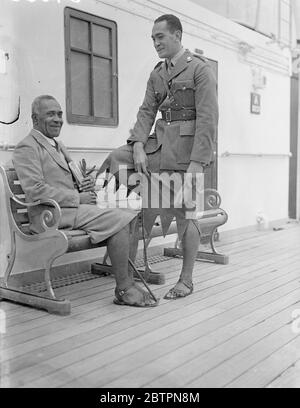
53, 139, 60, 152
166, 60, 173, 75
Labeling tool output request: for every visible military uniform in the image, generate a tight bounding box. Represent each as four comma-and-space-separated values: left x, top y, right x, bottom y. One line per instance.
129, 48, 217, 169
99, 49, 218, 236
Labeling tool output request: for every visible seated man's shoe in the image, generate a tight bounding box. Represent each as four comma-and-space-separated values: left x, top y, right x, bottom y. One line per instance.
163, 279, 193, 300
114, 285, 159, 307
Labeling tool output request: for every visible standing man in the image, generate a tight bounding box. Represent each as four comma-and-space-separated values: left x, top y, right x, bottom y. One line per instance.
13, 95, 158, 307
99, 14, 218, 299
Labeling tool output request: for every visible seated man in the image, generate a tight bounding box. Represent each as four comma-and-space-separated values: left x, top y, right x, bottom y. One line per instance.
13, 95, 157, 307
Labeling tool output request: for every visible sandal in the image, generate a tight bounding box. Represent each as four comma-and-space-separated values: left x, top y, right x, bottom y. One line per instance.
113, 285, 159, 307
163, 279, 194, 300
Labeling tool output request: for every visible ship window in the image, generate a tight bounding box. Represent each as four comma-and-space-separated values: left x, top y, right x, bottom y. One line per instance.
64, 8, 118, 126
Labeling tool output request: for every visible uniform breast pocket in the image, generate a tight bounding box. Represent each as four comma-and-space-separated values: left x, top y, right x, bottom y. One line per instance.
172, 80, 195, 108
176, 121, 195, 164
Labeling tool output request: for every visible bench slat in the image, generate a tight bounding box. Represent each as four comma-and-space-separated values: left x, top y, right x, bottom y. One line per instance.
13, 212, 30, 225
6, 169, 25, 195
19, 225, 31, 235
6, 169, 19, 184
10, 184, 24, 195
11, 200, 29, 212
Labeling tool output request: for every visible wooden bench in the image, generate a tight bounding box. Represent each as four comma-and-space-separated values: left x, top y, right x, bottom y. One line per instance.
0, 165, 229, 315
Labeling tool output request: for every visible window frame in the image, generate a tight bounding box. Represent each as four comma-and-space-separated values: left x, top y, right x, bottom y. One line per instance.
64, 7, 119, 127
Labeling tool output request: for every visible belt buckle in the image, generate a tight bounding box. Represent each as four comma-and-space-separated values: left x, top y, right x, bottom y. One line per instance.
165, 110, 171, 122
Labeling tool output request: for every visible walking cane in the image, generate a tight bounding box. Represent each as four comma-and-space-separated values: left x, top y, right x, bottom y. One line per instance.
140, 208, 165, 285
128, 258, 158, 303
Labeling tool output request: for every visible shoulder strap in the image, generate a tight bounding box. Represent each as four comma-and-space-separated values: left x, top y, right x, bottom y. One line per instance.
193, 53, 208, 63
154, 61, 164, 70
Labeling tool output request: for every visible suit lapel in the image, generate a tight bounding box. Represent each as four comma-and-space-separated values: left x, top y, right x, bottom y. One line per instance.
30, 130, 70, 172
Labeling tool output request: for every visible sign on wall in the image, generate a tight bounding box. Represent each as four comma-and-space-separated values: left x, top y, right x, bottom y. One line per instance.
250, 92, 261, 114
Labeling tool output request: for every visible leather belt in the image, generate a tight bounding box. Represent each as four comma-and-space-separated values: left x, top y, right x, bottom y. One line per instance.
161, 109, 196, 122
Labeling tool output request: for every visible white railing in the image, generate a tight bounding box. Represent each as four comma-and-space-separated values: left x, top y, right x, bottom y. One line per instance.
220, 151, 292, 158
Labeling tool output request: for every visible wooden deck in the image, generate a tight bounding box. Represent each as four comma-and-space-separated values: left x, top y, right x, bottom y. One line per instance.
1, 221, 300, 388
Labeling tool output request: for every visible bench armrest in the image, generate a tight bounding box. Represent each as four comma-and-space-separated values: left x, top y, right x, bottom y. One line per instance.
11, 196, 62, 231
205, 189, 222, 209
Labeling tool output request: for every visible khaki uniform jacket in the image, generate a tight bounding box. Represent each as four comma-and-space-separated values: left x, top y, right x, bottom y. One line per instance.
13, 129, 80, 233
127, 49, 218, 171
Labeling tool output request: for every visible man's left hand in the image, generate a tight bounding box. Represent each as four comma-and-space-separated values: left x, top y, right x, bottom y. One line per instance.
78, 175, 95, 192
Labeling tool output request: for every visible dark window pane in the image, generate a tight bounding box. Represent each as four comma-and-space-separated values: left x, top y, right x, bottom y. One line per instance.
70, 52, 91, 116
93, 57, 112, 118
70, 17, 90, 50
92, 24, 111, 56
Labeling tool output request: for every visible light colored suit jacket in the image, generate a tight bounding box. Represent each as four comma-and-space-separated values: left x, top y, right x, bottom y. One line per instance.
13, 129, 80, 233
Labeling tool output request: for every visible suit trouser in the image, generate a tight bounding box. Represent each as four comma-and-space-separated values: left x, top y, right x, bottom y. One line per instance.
72, 204, 137, 244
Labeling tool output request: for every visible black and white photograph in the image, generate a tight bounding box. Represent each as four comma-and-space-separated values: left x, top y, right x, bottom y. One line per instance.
0, 0, 300, 392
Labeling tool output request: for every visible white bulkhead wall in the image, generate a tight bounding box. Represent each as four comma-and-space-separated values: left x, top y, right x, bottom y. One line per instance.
292, 0, 300, 38
0, 0, 293, 254
190, 0, 294, 46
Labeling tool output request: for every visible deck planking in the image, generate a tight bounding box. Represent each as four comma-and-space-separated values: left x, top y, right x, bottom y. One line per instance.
1, 222, 300, 388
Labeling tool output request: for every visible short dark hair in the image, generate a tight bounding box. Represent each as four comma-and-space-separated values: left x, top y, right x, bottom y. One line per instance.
32, 95, 57, 115
154, 14, 183, 36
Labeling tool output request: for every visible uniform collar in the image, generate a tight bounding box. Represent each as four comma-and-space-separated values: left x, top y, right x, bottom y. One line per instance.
157, 49, 193, 83
168, 49, 193, 81
167, 46, 186, 68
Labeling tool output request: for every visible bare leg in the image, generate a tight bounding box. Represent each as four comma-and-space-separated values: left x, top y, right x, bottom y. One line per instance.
164, 220, 200, 299
106, 225, 132, 291
129, 217, 139, 260
180, 220, 200, 286
107, 223, 157, 306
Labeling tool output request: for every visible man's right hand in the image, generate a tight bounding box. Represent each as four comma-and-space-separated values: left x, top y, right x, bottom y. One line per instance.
78, 175, 96, 192
79, 191, 97, 205
133, 142, 149, 175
